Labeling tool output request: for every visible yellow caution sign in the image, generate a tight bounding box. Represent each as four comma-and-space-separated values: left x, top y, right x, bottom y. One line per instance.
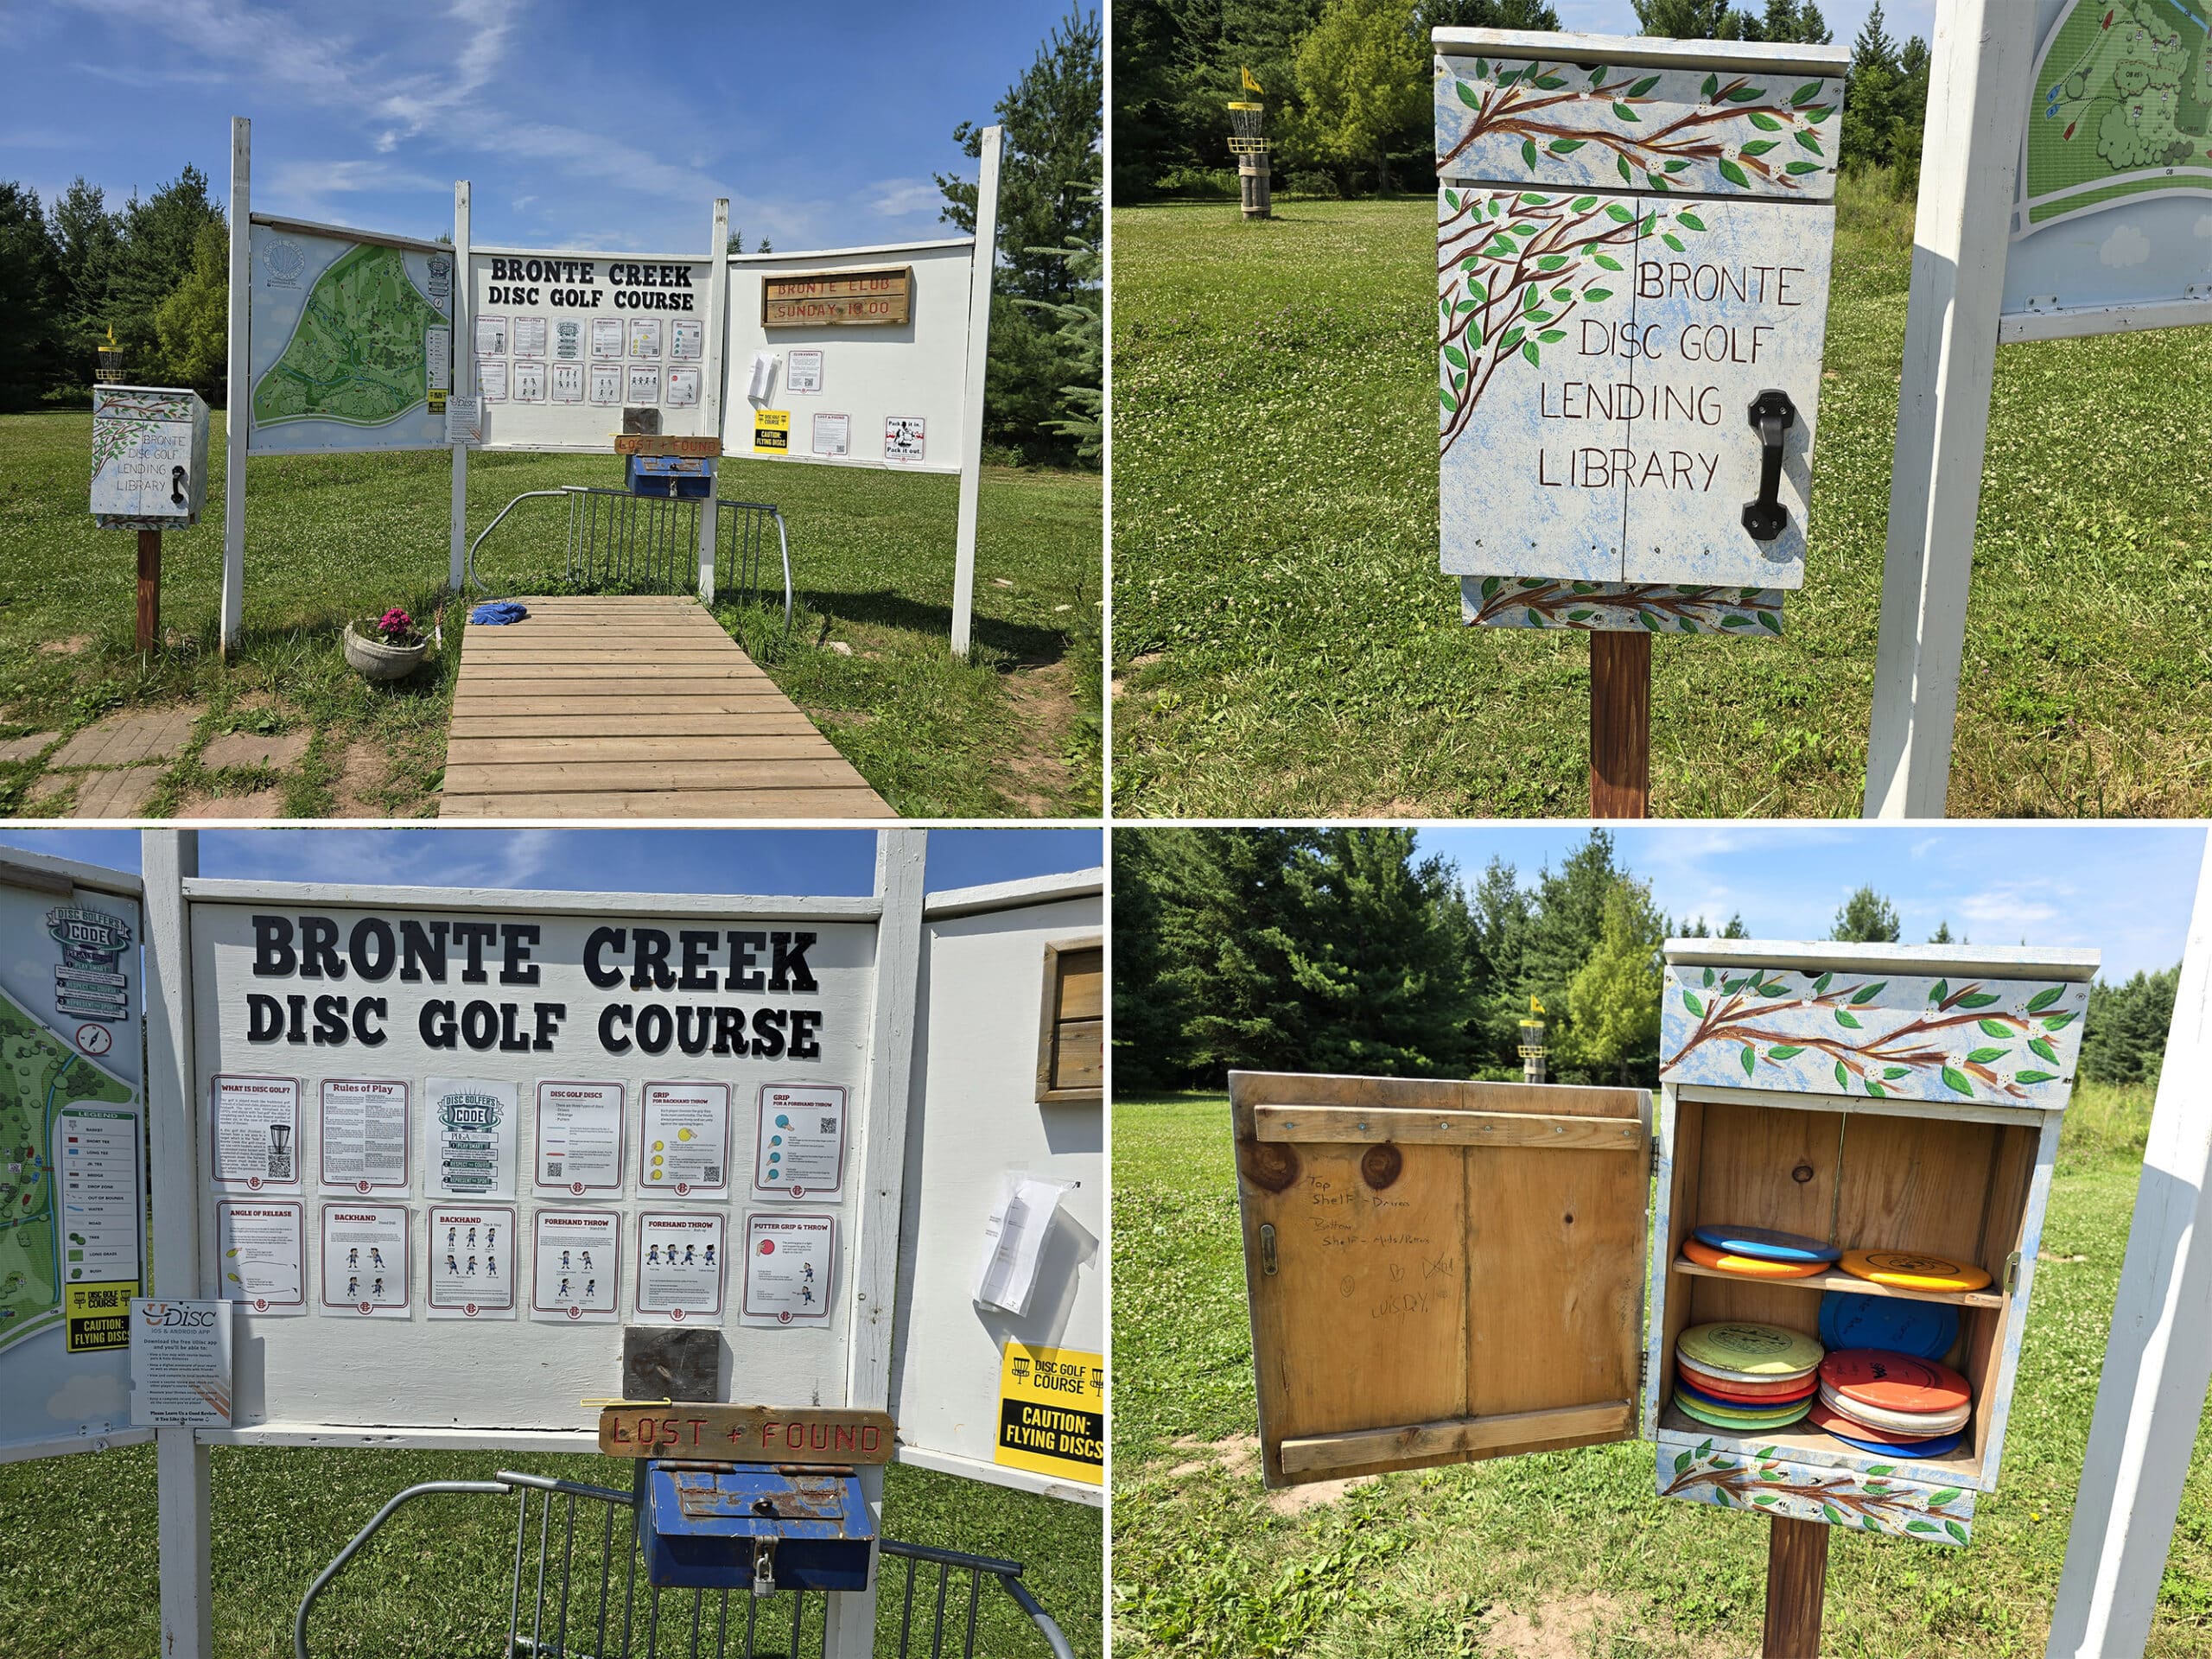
753, 409, 791, 454
66, 1280, 136, 1353
995, 1342, 1103, 1485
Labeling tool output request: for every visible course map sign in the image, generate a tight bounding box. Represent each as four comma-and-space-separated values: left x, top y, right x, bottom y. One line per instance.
248, 218, 454, 454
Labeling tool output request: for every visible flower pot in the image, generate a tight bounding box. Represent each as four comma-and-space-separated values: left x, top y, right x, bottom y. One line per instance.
344, 622, 431, 681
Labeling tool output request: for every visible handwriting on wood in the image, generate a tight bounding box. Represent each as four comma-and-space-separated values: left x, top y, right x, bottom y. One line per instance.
761, 267, 912, 327
597, 1405, 896, 1462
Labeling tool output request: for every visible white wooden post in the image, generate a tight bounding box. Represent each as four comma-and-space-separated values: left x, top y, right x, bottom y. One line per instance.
143, 830, 213, 1659
950, 126, 1002, 659
219, 118, 249, 658
700, 197, 729, 604
2046, 832, 2212, 1658
448, 181, 473, 596
1859, 0, 2036, 818
821, 828, 928, 1658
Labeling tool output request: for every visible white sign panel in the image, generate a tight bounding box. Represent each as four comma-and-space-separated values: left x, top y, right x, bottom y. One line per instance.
317, 1077, 409, 1196
426, 1077, 518, 1199
208, 1074, 300, 1191
321, 1204, 410, 1318
128, 1301, 232, 1427
429, 1204, 517, 1319
640, 1081, 730, 1197
741, 1211, 836, 1326
215, 1200, 306, 1315
531, 1209, 621, 1325
535, 1080, 625, 1195
635, 1212, 726, 1323
247, 220, 454, 454
753, 1083, 848, 1199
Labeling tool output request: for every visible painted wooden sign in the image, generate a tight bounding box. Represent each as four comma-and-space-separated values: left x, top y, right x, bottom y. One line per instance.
598, 1403, 896, 1462
761, 266, 913, 327
1433, 29, 1847, 628
92, 386, 209, 528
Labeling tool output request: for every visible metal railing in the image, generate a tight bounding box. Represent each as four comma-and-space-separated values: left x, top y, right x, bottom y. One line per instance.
463, 486, 794, 635
294, 1469, 1075, 1659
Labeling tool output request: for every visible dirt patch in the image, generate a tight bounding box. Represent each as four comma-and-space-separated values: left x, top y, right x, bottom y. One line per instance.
201, 729, 310, 772
1265, 1473, 1376, 1516
1111, 651, 1165, 701
1482, 1592, 1634, 1658
39, 635, 92, 656
1161, 1433, 1263, 1484
327, 741, 391, 817
1000, 658, 1077, 814
178, 792, 283, 820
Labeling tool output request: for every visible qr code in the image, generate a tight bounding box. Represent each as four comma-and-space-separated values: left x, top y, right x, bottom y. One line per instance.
819, 1116, 837, 1135
546, 1160, 563, 1177
704, 1163, 722, 1184
267, 1146, 292, 1179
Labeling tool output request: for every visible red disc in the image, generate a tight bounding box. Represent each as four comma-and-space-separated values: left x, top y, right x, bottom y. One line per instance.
1808, 1399, 1959, 1446
1820, 1348, 1969, 1414
1677, 1356, 1818, 1400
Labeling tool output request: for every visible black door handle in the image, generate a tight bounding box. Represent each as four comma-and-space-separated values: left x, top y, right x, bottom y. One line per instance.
171, 465, 188, 506
1740, 389, 1796, 541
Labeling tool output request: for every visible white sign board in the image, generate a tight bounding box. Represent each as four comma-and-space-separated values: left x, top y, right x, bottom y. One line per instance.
188, 889, 875, 1431
0, 855, 148, 1461
247, 219, 454, 454
92, 386, 210, 528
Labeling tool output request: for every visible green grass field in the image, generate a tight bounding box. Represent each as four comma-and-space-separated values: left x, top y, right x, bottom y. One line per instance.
0, 411, 1101, 817
1111, 1084, 2212, 1658
0, 1448, 1099, 1658
1109, 179, 2212, 817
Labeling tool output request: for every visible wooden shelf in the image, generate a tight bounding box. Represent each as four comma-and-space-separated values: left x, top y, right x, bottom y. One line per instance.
1669, 1255, 2005, 1310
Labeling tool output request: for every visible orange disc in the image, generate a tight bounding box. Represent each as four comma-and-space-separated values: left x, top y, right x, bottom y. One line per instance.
1684, 1235, 1826, 1280
1676, 1360, 1818, 1404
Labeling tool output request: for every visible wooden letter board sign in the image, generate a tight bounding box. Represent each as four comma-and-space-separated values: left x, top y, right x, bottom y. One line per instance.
761, 266, 913, 327
1433, 28, 1848, 632
1235, 938, 2094, 1548
599, 1403, 896, 1463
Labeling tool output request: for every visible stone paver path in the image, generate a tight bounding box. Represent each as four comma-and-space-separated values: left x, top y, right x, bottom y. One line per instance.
51, 707, 194, 768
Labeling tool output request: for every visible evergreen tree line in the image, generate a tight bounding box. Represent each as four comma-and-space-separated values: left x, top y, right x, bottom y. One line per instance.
0, 167, 228, 409
1113, 0, 1928, 200
1113, 830, 2182, 1094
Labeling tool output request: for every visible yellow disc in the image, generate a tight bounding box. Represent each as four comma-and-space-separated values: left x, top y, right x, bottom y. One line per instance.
1839, 1249, 1992, 1294
678, 1127, 694, 1141
1675, 1321, 1825, 1377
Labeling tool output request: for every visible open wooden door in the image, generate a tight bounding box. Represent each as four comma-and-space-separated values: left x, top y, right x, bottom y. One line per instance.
1230, 1070, 1650, 1488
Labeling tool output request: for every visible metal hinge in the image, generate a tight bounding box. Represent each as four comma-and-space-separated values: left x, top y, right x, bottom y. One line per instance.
2004, 1249, 2021, 1296
1260, 1223, 1278, 1276
1637, 1350, 1649, 1390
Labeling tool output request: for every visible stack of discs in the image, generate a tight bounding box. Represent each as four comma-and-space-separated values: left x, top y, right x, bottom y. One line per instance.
1673, 1322, 1825, 1432
1813, 1349, 1972, 1458
1688, 1224, 1841, 1281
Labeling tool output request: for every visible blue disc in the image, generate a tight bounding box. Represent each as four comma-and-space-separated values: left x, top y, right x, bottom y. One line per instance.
1818, 1291, 1958, 1360
1816, 1421, 1962, 1459
1692, 1224, 1841, 1264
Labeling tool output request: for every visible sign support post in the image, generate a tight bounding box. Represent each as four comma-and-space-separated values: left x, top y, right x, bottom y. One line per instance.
137, 528, 162, 652
1764, 1516, 1827, 1657
1589, 632, 1649, 818
448, 181, 473, 597
1860, 0, 2036, 818
2045, 831, 2212, 1657
220, 118, 249, 658
950, 125, 1002, 659
700, 198, 729, 604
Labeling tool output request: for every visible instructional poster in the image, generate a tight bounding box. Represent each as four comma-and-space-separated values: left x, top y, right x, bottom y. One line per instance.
741, 1211, 836, 1326
626, 365, 660, 404
475, 315, 507, 356
428, 1204, 517, 1319
666, 367, 701, 408
215, 1200, 305, 1314
785, 349, 823, 393
628, 317, 663, 358
591, 317, 625, 359
640, 1081, 729, 1196
752, 1082, 848, 1199
671, 317, 704, 360
317, 1077, 408, 1195
811, 412, 850, 458
536, 1080, 624, 1195
129, 1300, 233, 1427
208, 1074, 300, 1191
551, 363, 584, 404
321, 1205, 410, 1318
512, 316, 547, 358
589, 363, 623, 404
531, 1209, 620, 1324
513, 360, 547, 403
58, 1104, 144, 1352
884, 415, 925, 462
635, 1211, 726, 1323
478, 357, 509, 402
426, 1077, 518, 1199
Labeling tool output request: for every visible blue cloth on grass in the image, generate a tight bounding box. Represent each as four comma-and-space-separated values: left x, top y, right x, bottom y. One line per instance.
470, 601, 530, 626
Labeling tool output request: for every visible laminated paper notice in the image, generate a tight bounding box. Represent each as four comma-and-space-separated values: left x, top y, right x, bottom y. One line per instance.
550, 363, 584, 404
478, 357, 509, 401
666, 367, 701, 409
513, 360, 546, 403
640, 1081, 729, 1197
811, 412, 850, 458
592, 316, 625, 359
635, 1211, 726, 1324
785, 349, 823, 393
626, 365, 660, 405
317, 1077, 408, 1195
884, 415, 925, 463
975, 1175, 1070, 1319
589, 364, 623, 405
428, 1204, 516, 1319
215, 1199, 305, 1314
531, 1208, 620, 1324
320, 1204, 410, 1318
741, 1211, 836, 1326
209, 1074, 300, 1191
512, 315, 547, 358
629, 317, 664, 359
671, 318, 704, 361
752, 1082, 847, 1199
427, 1077, 518, 1199
536, 1080, 624, 1195
475, 315, 508, 356
129, 1300, 233, 1428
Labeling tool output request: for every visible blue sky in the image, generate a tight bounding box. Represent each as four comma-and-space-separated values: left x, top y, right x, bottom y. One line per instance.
0, 828, 1102, 898
1553, 0, 1936, 49
3, 0, 1080, 254
1416, 824, 2204, 982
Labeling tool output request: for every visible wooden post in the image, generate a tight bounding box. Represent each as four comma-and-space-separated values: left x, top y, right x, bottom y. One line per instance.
1589, 630, 1649, 817
136, 528, 161, 652
1762, 1516, 1829, 1658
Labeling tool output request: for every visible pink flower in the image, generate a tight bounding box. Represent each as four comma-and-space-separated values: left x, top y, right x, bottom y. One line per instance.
378, 607, 413, 640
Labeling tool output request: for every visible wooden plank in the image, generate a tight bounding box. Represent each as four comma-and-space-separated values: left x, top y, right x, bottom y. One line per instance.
1277, 1401, 1633, 1477
450, 715, 820, 740
597, 1404, 893, 1462
445, 759, 869, 794
445, 735, 837, 765
442, 789, 895, 819
1669, 1256, 2003, 1310
1052, 1019, 1103, 1093
1254, 1105, 1644, 1151
1058, 954, 1103, 1021
1590, 630, 1649, 818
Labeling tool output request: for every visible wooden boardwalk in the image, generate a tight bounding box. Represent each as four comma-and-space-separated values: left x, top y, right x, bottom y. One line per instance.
441, 596, 892, 818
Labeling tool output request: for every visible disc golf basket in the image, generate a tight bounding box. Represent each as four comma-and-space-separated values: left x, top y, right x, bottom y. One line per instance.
295, 1469, 1075, 1659
464, 486, 794, 637
1227, 100, 1270, 219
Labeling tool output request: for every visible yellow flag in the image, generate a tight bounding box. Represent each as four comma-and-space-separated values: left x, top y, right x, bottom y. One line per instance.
1242, 66, 1263, 93
1530, 995, 1545, 1014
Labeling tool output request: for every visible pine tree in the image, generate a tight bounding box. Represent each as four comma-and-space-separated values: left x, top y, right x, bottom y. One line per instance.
1566, 880, 1665, 1083
0, 181, 63, 408
1830, 885, 1901, 943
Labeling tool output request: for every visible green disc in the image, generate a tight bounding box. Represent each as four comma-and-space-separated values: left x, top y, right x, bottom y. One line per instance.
1676, 1321, 1825, 1377
1675, 1392, 1811, 1432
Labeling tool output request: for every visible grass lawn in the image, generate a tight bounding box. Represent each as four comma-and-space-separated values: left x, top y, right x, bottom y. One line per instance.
1109, 181, 2212, 817
0, 1449, 1099, 1658
0, 411, 1101, 817
1111, 1084, 2212, 1658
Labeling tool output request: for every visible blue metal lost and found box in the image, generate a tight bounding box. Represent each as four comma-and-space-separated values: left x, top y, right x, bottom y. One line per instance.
643, 1463, 874, 1592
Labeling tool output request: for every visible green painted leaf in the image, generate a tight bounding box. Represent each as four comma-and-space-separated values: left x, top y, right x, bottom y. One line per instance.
1803, 105, 1834, 122
1812, 972, 1833, 994
1927, 1487, 1962, 1510
1702, 73, 1719, 99
1571, 195, 1598, 211
2030, 1037, 2058, 1064
1628, 75, 1660, 97
1638, 609, 1662, 631
1550, 285, 1573, 302
1582, 288, 1612, 302
1697, 1439, 1713, 1457
1703, 967, 1715, 988
1784, 161, 1821, 175
1851, 982, 1886, 1005
1613, 101, 1641, 121
1883, 1066, 1909, 1080
1646, 173, 1671, 192
1443, 343, 1469, 370
1929, 979, 1948, 1004
1525, 285, 1545, 312
1752, 1492, 1777, 1506
1861, 1515, 1882, 1532
1823, 1503, 1848, 1526
1906, 1519, 1938, 1534
1749, 111, 1783, 131
1835, 1009, 1861, 1028
1676, 211, 1707, 231
1522, 341, 1540, 365
1796, 130, 1823, 154
1525, 607, 1542, 625
1792, 81, 1823, 106
1741, 139, 1780, 156
1665, 158, 1689, 172
1478, 58, 1489, 77
1941, 1066, 1973, 1095
1481, 576, 1502, 600
1527, 308, 1554, 324
2026, 986, 2063, 1013
1548, 137, 1586, 154
1757, 610, 1781, 633
1593, 253, 1624, 271
1605, 201, 1634, 222
1500, 326, 1525, 352
1465, 278, 1489, 302
1834, 1061, 1849, 1090
1759, 982, 1788, 997
1717, 158, 1750, 188
1740, 1044, 1757, 1078
2043, 1010, 2078, 1029
1567, 608, 1594, 621
1675, 1449, 1693, 1475
1728, 86, 1764, 102
1768, 1044, 1805, 1060
1518, 194, 1547, 206
1618, 154, 1634, 183
1721, 614, 1751, 628
1498, 67, 1520, 86
1456, 80, 1482, 109
1587, 65, 1604, 86
1537, 254, 1570, 270
2014, 1070, 2059, 1084
1534, 75, 1566, 90
1538, 329, 1565, 343
1440, 388, 1457, 410
1866, 1080, 1886, 1097
1662, 232, 1686, 252
1522, 138, 1539, 168
1945, 1520, 1969, 1545
1959, 992, 2001, 1008
1967, 1047, 2007, 1065
1977, 1020, 2014, 1039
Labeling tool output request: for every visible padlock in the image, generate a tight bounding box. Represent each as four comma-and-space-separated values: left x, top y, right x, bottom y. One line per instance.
752, 1538, 777, 1599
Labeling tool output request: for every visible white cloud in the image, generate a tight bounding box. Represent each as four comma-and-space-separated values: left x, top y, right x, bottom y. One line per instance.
867, 179, 946, 220
2101, 224, 2152, 268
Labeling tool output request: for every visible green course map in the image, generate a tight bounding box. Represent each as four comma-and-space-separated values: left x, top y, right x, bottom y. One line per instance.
2024, 0, 2212, 227
252, 241, 448, 428
0, 987, 134, 1352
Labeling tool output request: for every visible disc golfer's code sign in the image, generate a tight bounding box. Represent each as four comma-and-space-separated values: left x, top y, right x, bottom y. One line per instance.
995, 1342, 1103, 1485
